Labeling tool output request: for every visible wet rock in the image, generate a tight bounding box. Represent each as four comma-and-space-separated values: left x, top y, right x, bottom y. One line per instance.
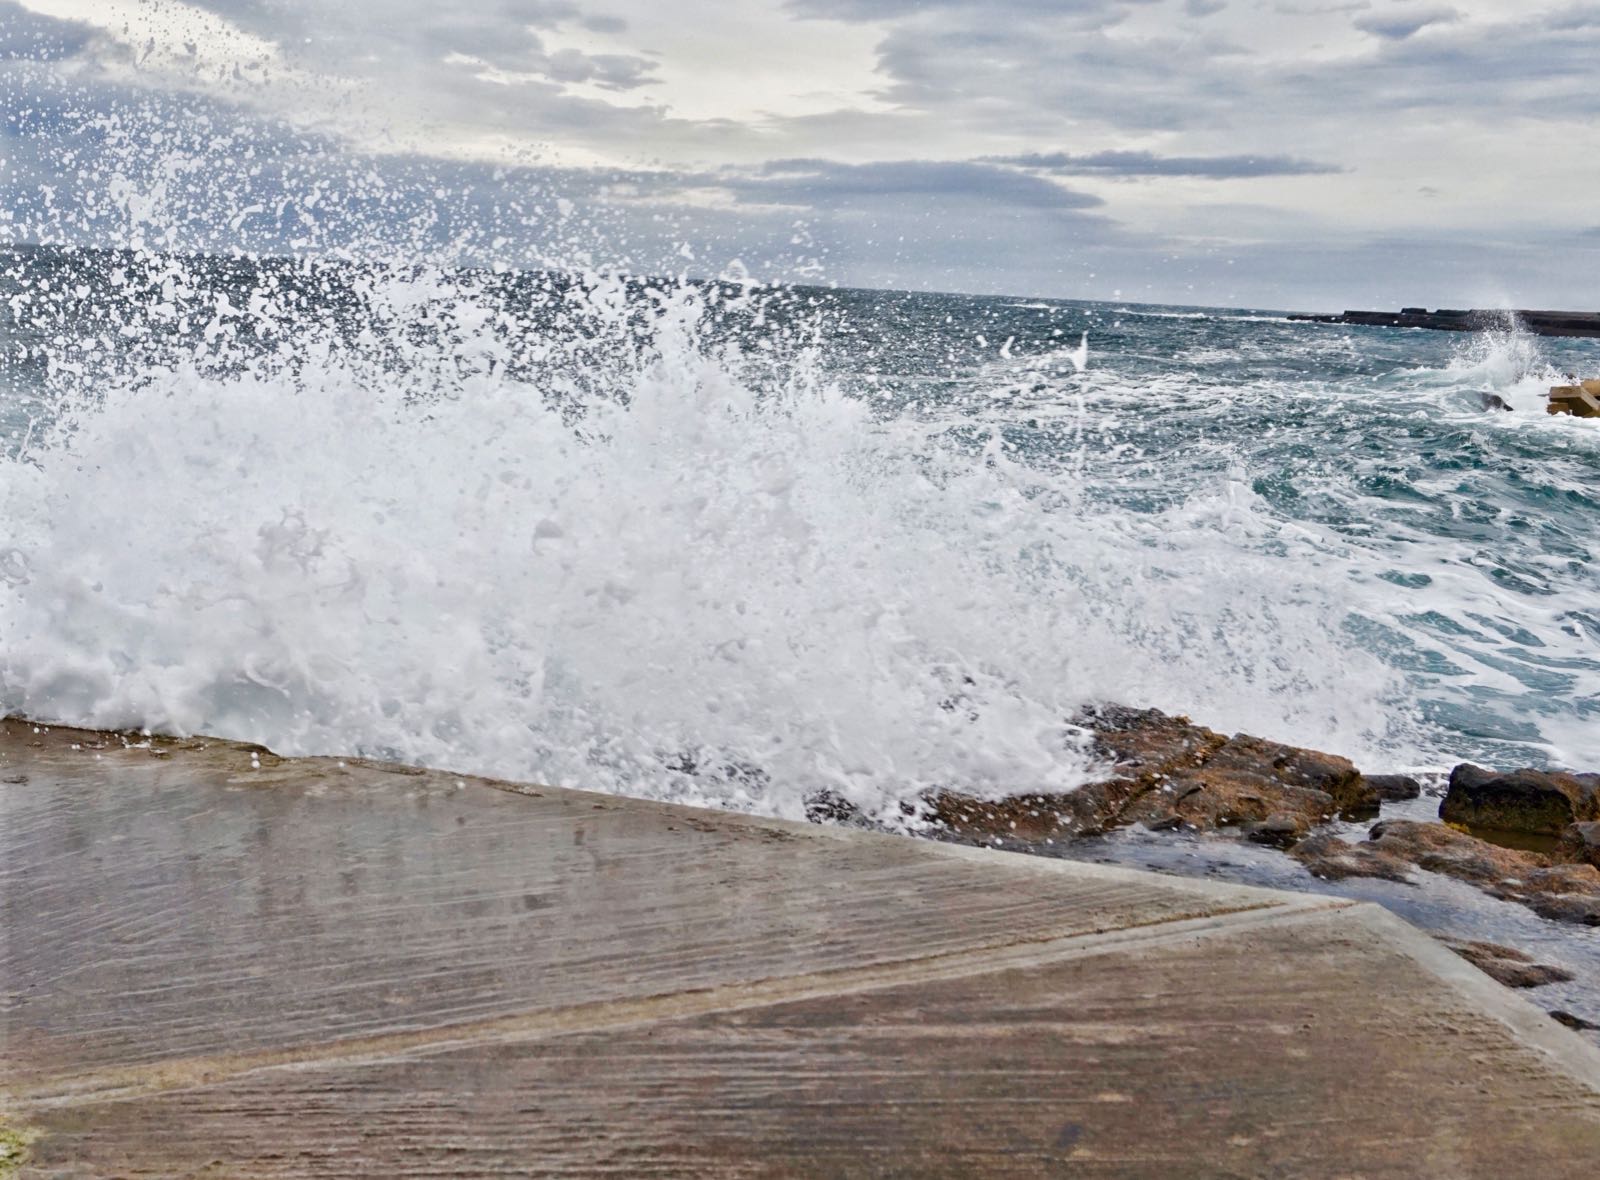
1115, 730, 1373, 833
1440, 938, 1575, 989
1364, 774, 1421, 802
1288, 831, 1414, 884
1290, 819, 1600, 926
1511, 883, 1600, 927
804, 791, 864, 827
927, 705, 1226, 844
1552, 1011, 1600, 1032
1561, 821, 1600, 870
925, 708, 1600, 932
1246, 812, 1314, 848
1208, 734, 1376, 816
1441, 764, 1600, 836
1367, 819, 1531, 887
925, 789, 1112, 844
929, 706, 1378, 849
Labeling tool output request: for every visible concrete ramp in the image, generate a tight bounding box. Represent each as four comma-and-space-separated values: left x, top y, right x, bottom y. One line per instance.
4, 719, 1600, 1176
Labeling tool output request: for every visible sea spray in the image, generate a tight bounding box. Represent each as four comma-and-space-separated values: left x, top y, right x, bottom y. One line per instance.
0, 249, 1416, 821
12, 95, 1596, 815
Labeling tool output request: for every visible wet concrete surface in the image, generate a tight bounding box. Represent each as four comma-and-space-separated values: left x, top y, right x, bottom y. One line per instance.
1056, 792, 1600, 1041
5, 718, 1600, 1176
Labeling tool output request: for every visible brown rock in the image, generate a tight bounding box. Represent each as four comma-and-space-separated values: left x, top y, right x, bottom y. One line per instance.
1441, 764, 1600, 836
1288, 831, 1414, 884
923, 788, 1120, 844
1440, 938, 1575, 989
1367, 819, 1532, 887
1561, 821, 1600, 869
927, 705, 1230, 844
930, 705, 1376, 849
1364, 774, 1422, 802
1552, 1011, 1600, 1032
1290, 819, 1600, 927
1247, 812, 1314, 848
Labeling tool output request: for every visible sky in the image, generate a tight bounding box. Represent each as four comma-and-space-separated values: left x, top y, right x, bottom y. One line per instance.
2, 0, 1599, 309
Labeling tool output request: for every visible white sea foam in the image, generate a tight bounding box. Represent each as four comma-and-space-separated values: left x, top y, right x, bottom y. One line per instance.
0, 261, 1417, 821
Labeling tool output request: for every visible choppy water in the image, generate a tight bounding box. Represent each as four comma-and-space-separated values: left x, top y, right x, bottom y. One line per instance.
1, 244, 1597, 825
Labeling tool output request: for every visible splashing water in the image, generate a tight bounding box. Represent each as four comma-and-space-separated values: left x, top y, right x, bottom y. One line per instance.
0, 237, 1427, 822
2, 99, 1596, 824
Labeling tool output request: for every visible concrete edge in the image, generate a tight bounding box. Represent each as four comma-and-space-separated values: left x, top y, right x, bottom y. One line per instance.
2, 714, 1311, 914
284, 750, 1300, 912
1344, 904, 1600, 1089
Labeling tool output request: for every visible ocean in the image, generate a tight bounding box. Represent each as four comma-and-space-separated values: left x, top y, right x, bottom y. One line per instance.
2, 244, 1597, 825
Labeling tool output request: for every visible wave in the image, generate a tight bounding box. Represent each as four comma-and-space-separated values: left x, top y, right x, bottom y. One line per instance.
0, 255, 1413, 821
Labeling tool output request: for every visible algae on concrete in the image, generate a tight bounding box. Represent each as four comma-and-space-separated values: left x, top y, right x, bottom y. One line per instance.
0, 1120, 38, 1180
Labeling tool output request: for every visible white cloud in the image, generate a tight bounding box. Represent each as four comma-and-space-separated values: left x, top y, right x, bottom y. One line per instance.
5, 0, 1599, 306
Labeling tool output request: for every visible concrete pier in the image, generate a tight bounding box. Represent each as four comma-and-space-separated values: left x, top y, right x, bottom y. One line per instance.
5, 718, 1600, 1176
1288, 307, 1600, 338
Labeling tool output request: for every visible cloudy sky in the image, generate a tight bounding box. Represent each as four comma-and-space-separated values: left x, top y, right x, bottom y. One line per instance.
3, 0, 1599, 308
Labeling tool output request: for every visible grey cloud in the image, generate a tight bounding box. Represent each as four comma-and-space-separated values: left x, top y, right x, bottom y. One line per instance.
0, 1, 93, 61
520, 39, 657, 90
187, 1, 656, 94
1542, 3, 1600, 30
728, 158, 1106, 211
1303, 14, 1600, 120
987, 150, 1341, 178
810, 0, 1600, 143
868, 24, 1219, 133
0, 55, 1119, 277
1352, 5, 1459, 40
787, 0, 1152, 19
1185, 0, 1228, 15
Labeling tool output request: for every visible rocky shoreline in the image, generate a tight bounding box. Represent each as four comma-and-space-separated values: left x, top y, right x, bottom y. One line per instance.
898, 705, 1600, 1012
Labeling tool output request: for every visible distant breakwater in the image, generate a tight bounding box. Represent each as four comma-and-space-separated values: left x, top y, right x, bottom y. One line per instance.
1288, 307, 1600, 339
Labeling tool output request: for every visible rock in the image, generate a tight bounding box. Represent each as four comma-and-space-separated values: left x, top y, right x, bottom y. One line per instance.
1288, 831, 1414, 884
1364, 774, 1421, 802
804, 791, 864, 826
1367, 819, 1531, 886
930, 706, 1377, 850
1247, 812, 1313, 848
1140, 814, 1184, 832
923, 708, 1600, 933
927, 705, 1228, 845
1440, 938, 1575, 989
1561, 821, 1600, 869
1119, 733, 1375, 832
1552, 1011, 1600, 1032
1510, 880, 1600, 927
1290, 819, 1600, 927
1478, 392, 1513, 413
924, 789, 1109, 844
1441, 764, 1600, 836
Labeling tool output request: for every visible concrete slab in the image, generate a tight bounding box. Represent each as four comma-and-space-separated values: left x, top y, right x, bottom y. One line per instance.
4, 718, 1600, 1176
